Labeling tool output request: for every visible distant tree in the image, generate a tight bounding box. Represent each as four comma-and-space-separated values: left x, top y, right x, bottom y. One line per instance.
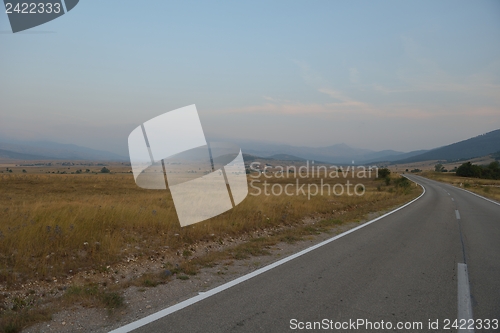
22, 169, 27, 173
483, 161, 500, 180
378, 168, 391, 179
100, 167, 110, 173
456, 162, 482, 178
488, 161, 499, 171
434, 164, 444, 172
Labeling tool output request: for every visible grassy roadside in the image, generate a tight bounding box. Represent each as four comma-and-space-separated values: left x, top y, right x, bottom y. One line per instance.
420, 171, 500, 202
0, 169, 422, 332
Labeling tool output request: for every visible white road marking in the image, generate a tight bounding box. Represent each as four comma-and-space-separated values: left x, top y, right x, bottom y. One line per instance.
413, 175, 500, 207
108, 181, 426, 333
457, 263, 474, 333
455, 210, 461, 220
445, 184, 500, 207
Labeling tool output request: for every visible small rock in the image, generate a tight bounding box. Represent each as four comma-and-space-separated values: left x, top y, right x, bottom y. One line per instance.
146, 305, 151, 309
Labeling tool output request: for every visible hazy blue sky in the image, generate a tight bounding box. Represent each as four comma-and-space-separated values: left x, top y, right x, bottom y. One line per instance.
1, 1, 499, 156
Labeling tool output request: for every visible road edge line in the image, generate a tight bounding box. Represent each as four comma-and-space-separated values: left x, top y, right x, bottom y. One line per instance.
418, 175, 500, 207
454, 186, 500, 207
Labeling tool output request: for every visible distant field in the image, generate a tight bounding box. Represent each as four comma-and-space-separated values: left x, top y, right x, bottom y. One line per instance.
421, 171, 500, 202
389, 155, 497, 173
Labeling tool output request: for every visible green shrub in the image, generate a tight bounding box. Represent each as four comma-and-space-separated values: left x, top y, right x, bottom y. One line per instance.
394, 177, 411, 189
434, 164, 444, 172
378, 168, 390, 179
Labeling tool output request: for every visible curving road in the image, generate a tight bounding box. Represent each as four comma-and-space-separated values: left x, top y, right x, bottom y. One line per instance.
112, 175, 500, 333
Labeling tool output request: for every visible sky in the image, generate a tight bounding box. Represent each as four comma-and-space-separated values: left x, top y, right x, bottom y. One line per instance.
1, 0, 500, 157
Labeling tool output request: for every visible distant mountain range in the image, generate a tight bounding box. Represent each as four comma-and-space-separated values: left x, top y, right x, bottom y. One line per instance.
1, 128, 498, 164
237, 141, 428, 165
392, 129, 500, 164
0, 140, 127, 161
237, 129, 500, 165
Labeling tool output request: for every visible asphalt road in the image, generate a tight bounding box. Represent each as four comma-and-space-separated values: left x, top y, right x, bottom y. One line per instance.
116, 175, 500, 333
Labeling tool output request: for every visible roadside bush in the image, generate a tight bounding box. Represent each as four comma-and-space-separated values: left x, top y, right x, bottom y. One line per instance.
394, 177, 411, 189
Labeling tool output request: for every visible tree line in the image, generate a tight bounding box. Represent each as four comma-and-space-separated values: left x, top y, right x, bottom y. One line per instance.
456, 161, 500, 179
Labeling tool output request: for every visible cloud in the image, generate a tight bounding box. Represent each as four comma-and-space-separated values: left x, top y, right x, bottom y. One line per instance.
371, 36, 500, 102
349, 68, 359, 83
212, 56, 500, 122
317, 88, 368, 107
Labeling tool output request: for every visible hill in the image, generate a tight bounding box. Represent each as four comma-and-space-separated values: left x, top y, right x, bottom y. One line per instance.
364, 149, 429, 164
393, 129, 500, 164
0, 149, 48, 160
0, 140, 127, 161
266, 154, 306, 161
238, 141, 409, 164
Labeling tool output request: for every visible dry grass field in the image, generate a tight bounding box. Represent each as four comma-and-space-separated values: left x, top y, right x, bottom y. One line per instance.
0, 162, 421, 331
421, 171, 500, 202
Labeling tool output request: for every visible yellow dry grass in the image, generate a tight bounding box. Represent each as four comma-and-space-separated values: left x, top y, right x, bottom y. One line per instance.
421, 171, 500, 202
0, 167, 420, 286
